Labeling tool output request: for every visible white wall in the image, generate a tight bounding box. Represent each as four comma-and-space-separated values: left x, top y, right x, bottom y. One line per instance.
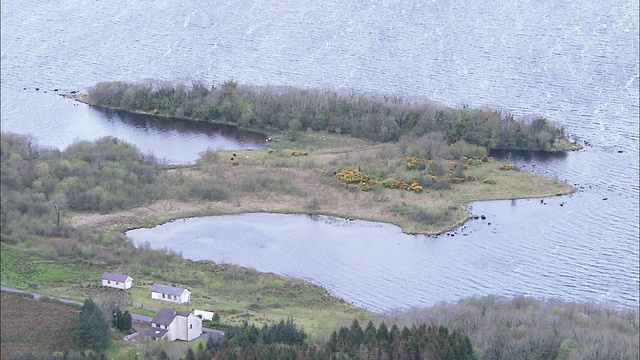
101, 277, 132, 290
151, 291, 188, 304
165, 313, 202, 341
102, 279, 126, 290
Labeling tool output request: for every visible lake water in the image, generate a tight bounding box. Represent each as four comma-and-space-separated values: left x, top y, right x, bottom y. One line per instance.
2, 0, 638, 312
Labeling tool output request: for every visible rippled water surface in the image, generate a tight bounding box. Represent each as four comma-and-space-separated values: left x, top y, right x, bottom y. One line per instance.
2, 0, 638, 312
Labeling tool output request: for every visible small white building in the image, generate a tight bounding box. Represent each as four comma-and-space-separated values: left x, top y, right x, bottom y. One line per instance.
145, 307, 202, 342
101, 272, 133, 290
194, 309, 215, 321
150, 283, 191, 304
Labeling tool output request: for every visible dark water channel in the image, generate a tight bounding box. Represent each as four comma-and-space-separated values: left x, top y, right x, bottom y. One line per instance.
1, 91, 265, 164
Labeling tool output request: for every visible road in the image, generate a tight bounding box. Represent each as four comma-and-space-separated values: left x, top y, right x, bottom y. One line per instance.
1, 286, 224, 338
1, 286, 83, 306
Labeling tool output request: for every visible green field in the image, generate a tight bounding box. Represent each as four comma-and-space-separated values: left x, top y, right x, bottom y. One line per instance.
0, 246, 101, 295
0, 244, 371, 341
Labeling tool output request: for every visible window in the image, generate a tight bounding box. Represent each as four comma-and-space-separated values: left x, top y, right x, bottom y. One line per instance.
116, 282, 119, 285
107, 280, 111, 284
190, 324, 193, 329
162, 294, 166, 298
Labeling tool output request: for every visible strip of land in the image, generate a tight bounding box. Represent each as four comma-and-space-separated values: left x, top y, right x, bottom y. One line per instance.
70, 132, 575, 235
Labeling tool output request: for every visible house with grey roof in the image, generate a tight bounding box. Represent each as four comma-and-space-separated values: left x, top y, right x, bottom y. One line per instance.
145, 307, 202, 342
150, 283, 191, 304
101, 272, 133, 290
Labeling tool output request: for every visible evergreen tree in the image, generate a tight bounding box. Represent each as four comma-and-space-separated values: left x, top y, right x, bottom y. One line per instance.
377, 322, 391, 344
206, 334, 220, 350
262, 317, 308, 345
390, 324, 401, 342
195, 341, 208, 360
123, 311, 132, 332
73, 298, 110, 351
348, 319, 365, 346
157, 349, 169, 360
185, 347, 196, 360
326, 330, 338, 353
364, 321, 378, 346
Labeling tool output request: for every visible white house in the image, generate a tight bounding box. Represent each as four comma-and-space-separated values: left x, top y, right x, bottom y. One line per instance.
145, 307, 202, 342
101, 272, 133, 290
150, 283, 191, 304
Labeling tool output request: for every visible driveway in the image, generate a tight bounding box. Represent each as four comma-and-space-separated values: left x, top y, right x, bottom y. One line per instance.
1, 286, 83, 306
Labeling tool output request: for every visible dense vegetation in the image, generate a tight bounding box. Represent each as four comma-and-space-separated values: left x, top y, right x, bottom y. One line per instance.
194, 319, 475, 360
87, 80, 576, 151
73, 299, 110, 352
5, 292, 637, 360
383, 295, 639, 360
223, 318, 308, 346
0, 133, 228, 265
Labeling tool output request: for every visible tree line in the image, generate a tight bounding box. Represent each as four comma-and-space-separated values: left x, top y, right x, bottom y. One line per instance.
88, 80, 572, 151
187, 319, 474, 360
382, 295, 639, 360
215, 318, 308, 347
9, 294, 638, 359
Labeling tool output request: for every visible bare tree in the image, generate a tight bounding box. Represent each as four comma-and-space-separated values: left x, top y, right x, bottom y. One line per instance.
49, 192, 68, 229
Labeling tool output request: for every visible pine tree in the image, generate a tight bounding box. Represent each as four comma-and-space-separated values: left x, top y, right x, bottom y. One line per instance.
185, 347, 196, 360
348, 319, 365, 346
364, 321, 378, 346
123, 311, 132, 332
376, 322, 391, 344
73, 298, 110, 351
157, 349, 169, 360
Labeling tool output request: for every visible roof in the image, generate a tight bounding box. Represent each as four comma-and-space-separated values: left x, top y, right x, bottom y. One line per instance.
150, 283, 189, 296
145, 327, 168, 339
151, 307, 192, 326
194, 310, 214, 321
101, 272, 132, 282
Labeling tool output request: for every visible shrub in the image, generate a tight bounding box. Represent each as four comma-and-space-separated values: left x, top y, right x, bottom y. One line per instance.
188, 179, 229, 201
448, 140, 487, 160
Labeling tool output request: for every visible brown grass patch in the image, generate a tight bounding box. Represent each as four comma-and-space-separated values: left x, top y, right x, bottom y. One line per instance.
1, 292, 81, 358
71, 145, 575, 235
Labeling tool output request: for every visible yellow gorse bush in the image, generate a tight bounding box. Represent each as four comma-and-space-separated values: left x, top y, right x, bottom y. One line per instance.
336, 168, 378, 191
